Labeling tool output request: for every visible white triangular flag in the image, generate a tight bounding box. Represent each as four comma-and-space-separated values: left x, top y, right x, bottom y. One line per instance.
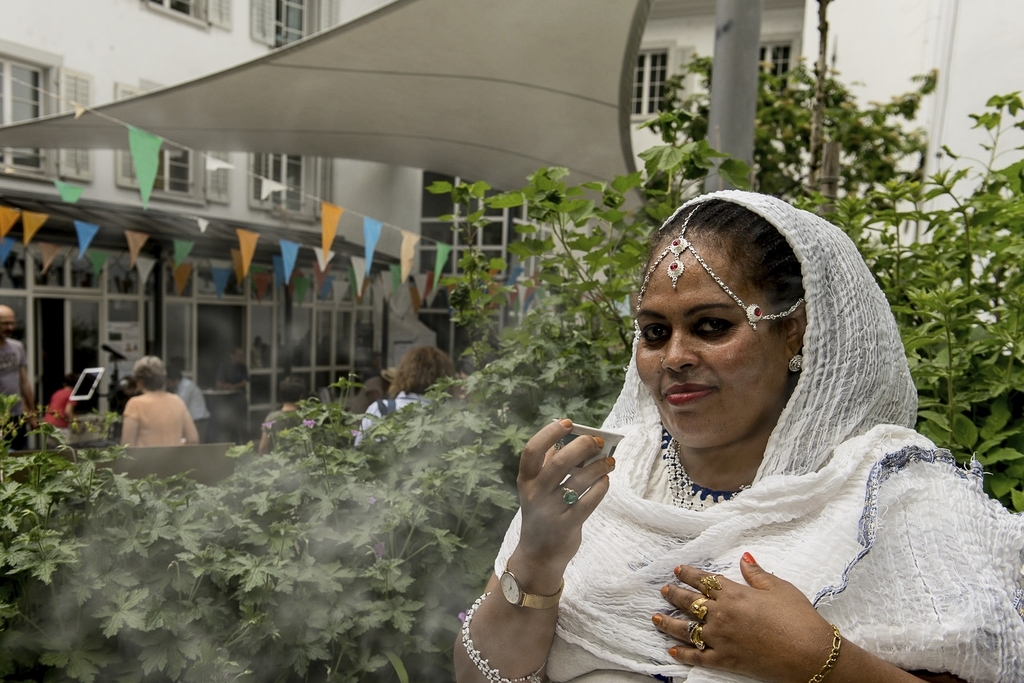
313, 246, 335, 271
205, 155, 235, 171
350, 256, 366, 298
135, 255, 156, 286
377, 269, 394, 300
73, 104, 86, 119
196, 217, 209, 233
259, 178, 288, 200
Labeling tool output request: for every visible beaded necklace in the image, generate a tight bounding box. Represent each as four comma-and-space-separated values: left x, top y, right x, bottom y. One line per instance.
660, 430, 749, 511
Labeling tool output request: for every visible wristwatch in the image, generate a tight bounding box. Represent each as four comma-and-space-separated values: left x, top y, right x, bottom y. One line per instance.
499, 566, 563, 609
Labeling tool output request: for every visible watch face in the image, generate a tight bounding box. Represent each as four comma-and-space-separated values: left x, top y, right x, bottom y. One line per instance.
500, 571, 521, 605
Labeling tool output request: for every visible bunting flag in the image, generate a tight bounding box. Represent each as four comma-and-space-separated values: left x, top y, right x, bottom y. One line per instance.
250, 264, 268, 274
135, 255, 156, 286
389, 263, 402, 293
21, 211, 49, 245
409, 278, 422, 315
38, 242, 62, 274
74, 221, 100, 259
173, 263, 193, 295
313, 246, 335, 271
230, 248, 244, 283
399, 230, 420, 284
0, 237, 14, 264
350, 256, 366, 299
312, 259, 332, 293
173, 239, 195, 267
413, 273, 430, 308
235, 228, 259, 279
196, 217, 209, 234
54, 180, 84, 203
377, 268, 394, 301
279, 239, 300, 284
127, 126, 163, 209
507, 264, 524, 286
424, 271, 435, 301
259, 177, 288, 200
124, 230, 149, 267
73, 104, 86, 119
205, 155, 235, 171
211, 267, 232, 299
362, 217, 382, 276
87, 250, 109, 279
321, 202, 342, 254
433, 242, 452, 286
272, 255, 285, 288
254, 271, 273, 301
523, 286, 539, 313
0, 206, 20, 238
320, 274, 335, 300
293, 276, 311, 305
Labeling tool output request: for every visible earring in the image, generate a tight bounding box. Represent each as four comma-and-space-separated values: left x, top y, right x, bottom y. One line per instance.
788, 354, 803, 373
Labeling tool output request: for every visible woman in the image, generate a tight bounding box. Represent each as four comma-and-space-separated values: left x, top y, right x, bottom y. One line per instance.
121, 356, 199, 448
354, 346, 454, 445
455, 192, 1024, 682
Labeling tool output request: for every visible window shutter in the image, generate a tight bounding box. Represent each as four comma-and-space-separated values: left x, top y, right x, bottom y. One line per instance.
59, 70, 93, 181
251, 0, 275, 46
209, 0, 232, 29
205, 152, 231, 204
319, 0, 341, 31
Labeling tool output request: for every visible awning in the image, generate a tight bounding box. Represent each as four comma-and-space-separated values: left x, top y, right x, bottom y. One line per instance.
0, 0, 650, 191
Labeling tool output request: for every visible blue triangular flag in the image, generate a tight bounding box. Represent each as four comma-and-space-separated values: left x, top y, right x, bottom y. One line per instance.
280, 239, 300, 285
0, 237, 15, 264
507, 265, 524, 285
272, 255, 285, 288
363, 217, 382, 276
74, 221, 100, 259
320, 274, 335, 300
211, 267, 232, 299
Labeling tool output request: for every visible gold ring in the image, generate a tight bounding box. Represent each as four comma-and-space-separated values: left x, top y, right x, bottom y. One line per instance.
689, 596, 710, 620
699, 574, 723, 596
561, 487, 580, 505
689, 621, 705, 650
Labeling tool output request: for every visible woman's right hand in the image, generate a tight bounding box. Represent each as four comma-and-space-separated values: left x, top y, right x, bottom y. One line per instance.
511, 419, 616, 579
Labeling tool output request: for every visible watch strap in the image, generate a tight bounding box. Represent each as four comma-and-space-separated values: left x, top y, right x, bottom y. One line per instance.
519, 579, 563, 609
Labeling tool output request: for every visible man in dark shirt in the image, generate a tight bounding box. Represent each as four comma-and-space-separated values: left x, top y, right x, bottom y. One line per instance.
215, 346, 249, 443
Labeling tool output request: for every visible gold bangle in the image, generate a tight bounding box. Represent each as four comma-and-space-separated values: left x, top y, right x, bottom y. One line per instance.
808, 624, 842, 683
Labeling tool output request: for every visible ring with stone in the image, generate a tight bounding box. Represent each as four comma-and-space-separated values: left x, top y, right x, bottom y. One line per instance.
561, 486, 580, 505
688, 621, 705, 650
553, 440, 563, 450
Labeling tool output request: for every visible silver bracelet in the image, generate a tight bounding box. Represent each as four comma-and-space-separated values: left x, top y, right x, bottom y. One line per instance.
461, 592, 545, 683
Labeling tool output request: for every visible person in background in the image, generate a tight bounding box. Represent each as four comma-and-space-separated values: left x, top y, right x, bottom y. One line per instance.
43, 372, 80, 439
354, 346, 455, 445
121, 356, 199, 448
216, 346, 249, 391
0, 305, 36, 450
259, 375, 308, 454
166, 361, 210, 443
216, 345, 249, 443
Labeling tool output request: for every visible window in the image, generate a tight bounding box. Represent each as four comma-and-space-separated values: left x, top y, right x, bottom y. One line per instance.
59, 69, 93, 181
252, 0, 338, 46
148, 0, 203, 18
249, 153, 326, 218
205, 151, 231, 204
276, 0, 306, 45
632, 49, 668, 117
759, 43, 792, 77
0, 58, 47, 172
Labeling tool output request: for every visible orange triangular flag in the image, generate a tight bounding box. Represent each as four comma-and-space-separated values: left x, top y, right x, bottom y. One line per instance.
21, 211, 48, 245
124, 230, 150, 268
38, 242, 62, 274
235, 228, 259, 279
0, 206, 20, 239
173, 263, 193, 295
321, 202, 342, 255
230, 248, 244, 283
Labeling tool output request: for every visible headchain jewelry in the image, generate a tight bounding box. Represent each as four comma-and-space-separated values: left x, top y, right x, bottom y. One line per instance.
636, 204, 804, 331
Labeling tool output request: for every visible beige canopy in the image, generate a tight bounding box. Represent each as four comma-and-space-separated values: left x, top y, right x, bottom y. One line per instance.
0, 0, 650, 190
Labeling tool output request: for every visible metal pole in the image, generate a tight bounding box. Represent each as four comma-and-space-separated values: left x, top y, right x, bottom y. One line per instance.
704, 0, 763, 193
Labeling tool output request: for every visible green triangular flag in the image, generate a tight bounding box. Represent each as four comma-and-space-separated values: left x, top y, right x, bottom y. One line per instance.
293, 276, 311, 304
172, 238, 195, 267
127, 126, 163, 210
250, 264, 268, 274
389, 263, 402, 292
54, 180, 84, 203
433, 242, 452, 282
88, 250, 109, 279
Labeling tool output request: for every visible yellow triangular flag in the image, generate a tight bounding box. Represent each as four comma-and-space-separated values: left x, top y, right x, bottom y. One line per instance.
321, 202, 342, 255
173, 263, 193, 295
230, 249, 244, 283
235, 228, 259, 279
21, 211, 49, 245
0, 206, 20, 239
399, 230, 420, 284
38, 242, 62, 275
124, 230, 150, 268
73, 104, 86, 119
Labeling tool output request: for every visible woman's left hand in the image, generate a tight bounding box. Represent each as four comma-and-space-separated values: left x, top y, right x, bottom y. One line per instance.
654, 553, 836, 683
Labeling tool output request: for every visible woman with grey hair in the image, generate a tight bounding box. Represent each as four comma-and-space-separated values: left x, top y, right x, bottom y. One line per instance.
121, 356, 199, 447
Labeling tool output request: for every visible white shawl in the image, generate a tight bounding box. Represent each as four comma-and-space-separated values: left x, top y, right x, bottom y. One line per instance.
494, 192, 1024, 682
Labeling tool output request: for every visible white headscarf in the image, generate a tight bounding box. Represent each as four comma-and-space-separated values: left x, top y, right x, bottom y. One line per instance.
495, 192, 1024, 682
